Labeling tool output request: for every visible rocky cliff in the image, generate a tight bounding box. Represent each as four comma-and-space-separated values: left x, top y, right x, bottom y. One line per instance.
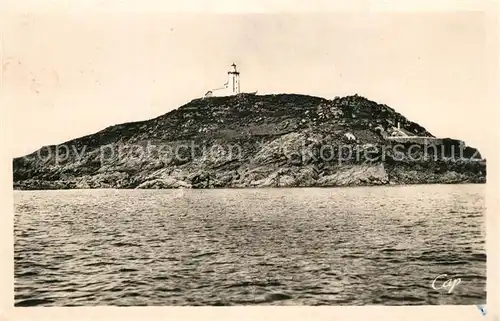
13, 94, 486, 190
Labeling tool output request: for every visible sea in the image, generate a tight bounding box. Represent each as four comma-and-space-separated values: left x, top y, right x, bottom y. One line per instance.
14, 184, 486, 306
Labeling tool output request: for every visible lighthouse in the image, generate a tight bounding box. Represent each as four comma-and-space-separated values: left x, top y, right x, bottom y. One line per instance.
227, 63, 240, 95
205, 63, 242, 97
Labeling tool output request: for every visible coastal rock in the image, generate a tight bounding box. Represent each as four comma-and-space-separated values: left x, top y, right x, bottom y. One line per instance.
12, 94, 486, 190
317, 164, 388, 187
136, 178, 192, 189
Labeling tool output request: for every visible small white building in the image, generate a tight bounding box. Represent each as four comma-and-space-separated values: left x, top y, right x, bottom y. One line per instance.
205, 63, 241, 97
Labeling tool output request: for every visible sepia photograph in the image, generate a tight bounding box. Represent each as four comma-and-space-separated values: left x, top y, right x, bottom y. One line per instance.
1, 0, 498, 318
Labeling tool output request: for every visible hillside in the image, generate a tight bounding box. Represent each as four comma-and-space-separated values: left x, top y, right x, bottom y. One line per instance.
13, 93, 486, 190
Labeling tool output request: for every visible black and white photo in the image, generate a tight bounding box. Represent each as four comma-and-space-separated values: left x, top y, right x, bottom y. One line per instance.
1, 2, 497, 318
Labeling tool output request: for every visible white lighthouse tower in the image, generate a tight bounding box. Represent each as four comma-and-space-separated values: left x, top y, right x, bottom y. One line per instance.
227, 63, 240, 95
205, 63, 242, 97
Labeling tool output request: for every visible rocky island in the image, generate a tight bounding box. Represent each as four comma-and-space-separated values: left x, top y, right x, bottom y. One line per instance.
13, 93, 486, 190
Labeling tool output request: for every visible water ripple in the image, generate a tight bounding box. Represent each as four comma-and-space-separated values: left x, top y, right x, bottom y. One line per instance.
14, 185, 486, 306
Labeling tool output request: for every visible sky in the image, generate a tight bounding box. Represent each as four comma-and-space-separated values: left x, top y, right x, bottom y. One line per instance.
2, 6, 498, 158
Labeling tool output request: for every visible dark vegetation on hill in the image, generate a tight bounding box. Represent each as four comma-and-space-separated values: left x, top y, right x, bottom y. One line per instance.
13, 94, 486, 190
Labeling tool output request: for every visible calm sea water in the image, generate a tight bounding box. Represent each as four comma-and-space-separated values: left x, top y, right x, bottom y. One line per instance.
14, 184, 486, 306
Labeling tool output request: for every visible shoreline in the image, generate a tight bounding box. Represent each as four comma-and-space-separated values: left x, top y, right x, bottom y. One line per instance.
13, 179, 486, 192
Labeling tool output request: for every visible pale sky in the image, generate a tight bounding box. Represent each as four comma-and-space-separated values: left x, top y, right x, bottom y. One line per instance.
2, 8, 498, 158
